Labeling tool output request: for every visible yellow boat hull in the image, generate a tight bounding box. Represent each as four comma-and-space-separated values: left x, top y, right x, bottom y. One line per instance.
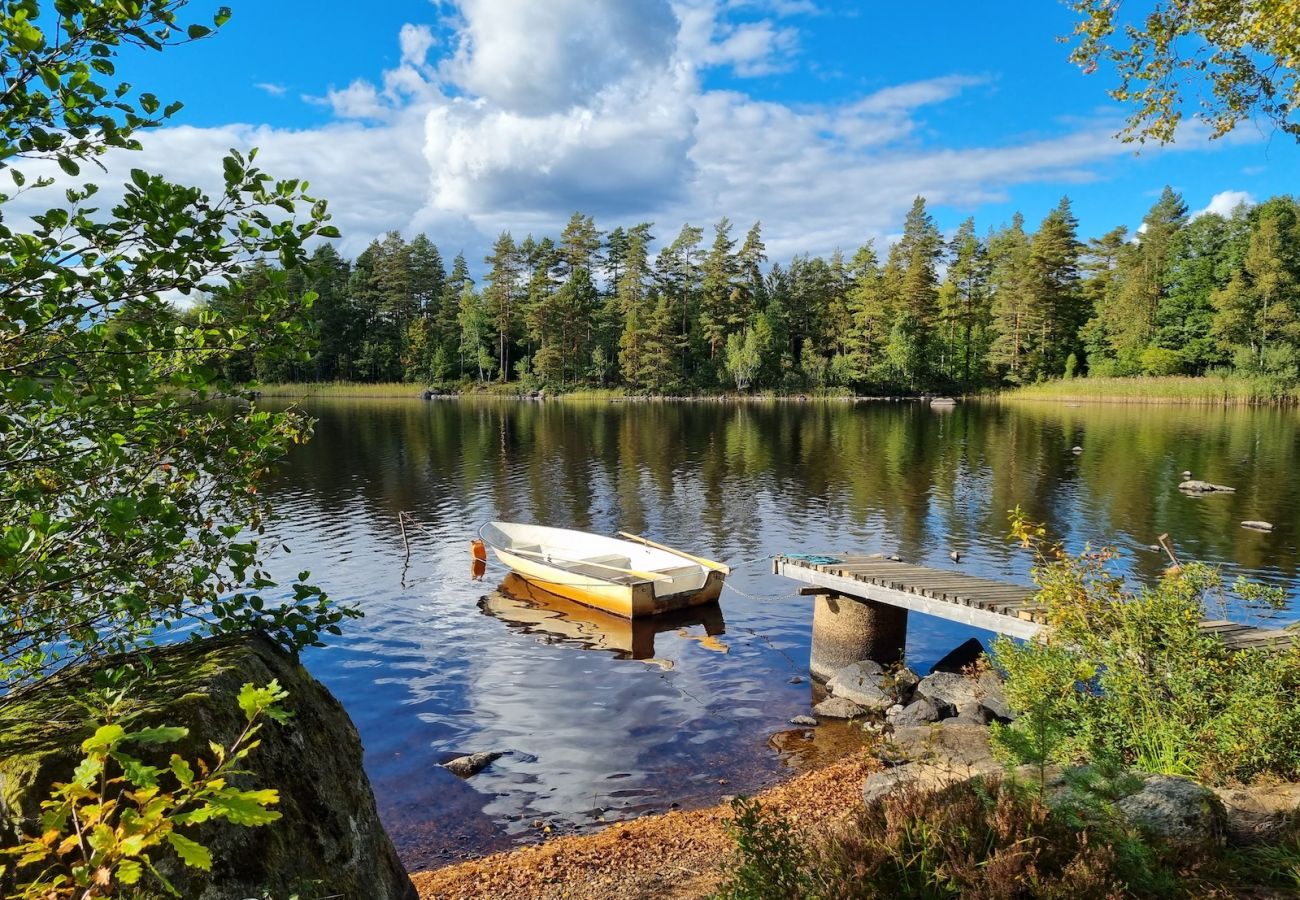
494, 548, 724, 618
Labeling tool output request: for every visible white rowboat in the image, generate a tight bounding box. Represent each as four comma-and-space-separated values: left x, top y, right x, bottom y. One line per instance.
478, 522, 729, 618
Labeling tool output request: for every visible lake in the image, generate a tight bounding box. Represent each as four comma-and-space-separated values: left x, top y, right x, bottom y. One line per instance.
261, 397, 1300, 870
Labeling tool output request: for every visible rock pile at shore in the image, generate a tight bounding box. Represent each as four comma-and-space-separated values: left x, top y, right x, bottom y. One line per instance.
805, 636, 1300, 854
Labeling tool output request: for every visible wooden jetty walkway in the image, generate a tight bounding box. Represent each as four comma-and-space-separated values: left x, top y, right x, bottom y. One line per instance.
775, 554, 1300, 654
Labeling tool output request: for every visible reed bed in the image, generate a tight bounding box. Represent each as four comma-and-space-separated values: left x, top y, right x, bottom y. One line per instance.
1001, 375, 1298, 405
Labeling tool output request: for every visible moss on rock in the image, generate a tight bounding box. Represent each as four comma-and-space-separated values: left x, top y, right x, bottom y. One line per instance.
0, 633, 416, 900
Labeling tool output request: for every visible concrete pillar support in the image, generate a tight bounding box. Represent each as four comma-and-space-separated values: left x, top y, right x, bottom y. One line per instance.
809, 592, 907, 681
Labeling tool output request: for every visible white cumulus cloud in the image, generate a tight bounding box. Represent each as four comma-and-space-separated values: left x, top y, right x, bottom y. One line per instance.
8, 0, 1241, 264
1193, 189, 1256, 219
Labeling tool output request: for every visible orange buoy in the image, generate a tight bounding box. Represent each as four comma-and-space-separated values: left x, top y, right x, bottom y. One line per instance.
471, 538, 487, 580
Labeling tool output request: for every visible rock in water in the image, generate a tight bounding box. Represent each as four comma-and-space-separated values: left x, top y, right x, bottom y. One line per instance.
812, 696, 866, 718
1178, 480, 1236, 494
0, 634, 416, 900
826, 660, 902, 710
789, 715, 819, 727
443, 751, 504, 778
1116, 775, 1225, 849
929, 638, 986, 674
1241, 520, 1274, 532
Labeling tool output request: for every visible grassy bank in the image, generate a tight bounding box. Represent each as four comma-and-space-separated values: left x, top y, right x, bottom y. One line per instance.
252, 382, 865, 402
1001, 374, 1298, 405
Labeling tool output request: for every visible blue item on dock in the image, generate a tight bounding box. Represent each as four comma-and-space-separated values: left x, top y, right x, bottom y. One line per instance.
784, 553, 842, 565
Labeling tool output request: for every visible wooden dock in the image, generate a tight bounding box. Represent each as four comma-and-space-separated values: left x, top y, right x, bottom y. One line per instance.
775, 554, 1300, 651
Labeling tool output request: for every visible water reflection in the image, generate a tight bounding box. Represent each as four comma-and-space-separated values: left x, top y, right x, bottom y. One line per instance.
480, 574, 726, 665
260, 397, 1300, 868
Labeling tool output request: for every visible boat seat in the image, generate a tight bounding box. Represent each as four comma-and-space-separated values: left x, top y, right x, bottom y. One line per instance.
579, 553, 632, 568
656, 564, 702, 579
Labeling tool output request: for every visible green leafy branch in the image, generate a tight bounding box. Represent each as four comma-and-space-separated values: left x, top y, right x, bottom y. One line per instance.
2, 681, 290, 899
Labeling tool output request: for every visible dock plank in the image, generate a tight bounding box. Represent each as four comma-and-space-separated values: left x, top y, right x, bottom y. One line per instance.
773, 554, 1296, 650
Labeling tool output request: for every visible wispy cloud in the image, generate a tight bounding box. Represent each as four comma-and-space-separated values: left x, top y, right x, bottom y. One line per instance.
254, 82, 287, 97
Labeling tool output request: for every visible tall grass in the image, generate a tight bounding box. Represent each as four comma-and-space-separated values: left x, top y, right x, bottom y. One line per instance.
1001, 375, 1298, 405
254, 381, 426, 399
253, 381, 528, 399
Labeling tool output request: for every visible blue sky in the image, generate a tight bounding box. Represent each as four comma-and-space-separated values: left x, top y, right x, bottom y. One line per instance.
101, 0, 1299, 262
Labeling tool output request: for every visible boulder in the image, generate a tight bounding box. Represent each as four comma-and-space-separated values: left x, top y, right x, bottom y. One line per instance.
0, 634, 416, 900
813, 697, 865, 718
889, 723, 1000, 773
1115, 775, 1225, 849
950, 702, 992, 726
863, 723, 1001, 805
826, 659, 883, 692
915, 671, 981, 717
974, 670, 1014, 722
888, 698, 940, 727
443, 751, 503, 778
1178, 480, 1235, 494
1213, 783, 1300, 845
929, 638, 986, 674
890, 667, 921, 703
826, 660, 918, 711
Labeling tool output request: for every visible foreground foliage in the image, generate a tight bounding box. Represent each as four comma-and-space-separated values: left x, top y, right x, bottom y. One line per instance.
715, 778, 1177, 900
0, 0, 357, 693
994, 510, 1300, 784
1067, 0, 1300, 143
2, 680, 288, 898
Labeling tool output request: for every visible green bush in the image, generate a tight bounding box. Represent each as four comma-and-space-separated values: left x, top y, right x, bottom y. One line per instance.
715, 777, 1174, 899
1139, 346, 1185, 376
994, 511, 1300, 784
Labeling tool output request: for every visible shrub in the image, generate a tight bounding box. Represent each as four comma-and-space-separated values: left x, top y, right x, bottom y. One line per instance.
993, 510, 1300, 784
1, 681, 289, 898
1139, 346, 1185, 376
715, 797, 816, 900
715, 777, 1173, 899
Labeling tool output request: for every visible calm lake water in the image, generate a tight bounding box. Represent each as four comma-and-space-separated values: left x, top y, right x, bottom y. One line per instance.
261, 398, 1300, 870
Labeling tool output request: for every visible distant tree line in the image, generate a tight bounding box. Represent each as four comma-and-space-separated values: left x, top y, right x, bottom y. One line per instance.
203, 190, 1300, 393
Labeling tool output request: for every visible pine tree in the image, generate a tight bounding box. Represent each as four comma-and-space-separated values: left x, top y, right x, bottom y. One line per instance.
559, 212, 601, 279
617, 227, 654, 390
1027, 197, 1083, 379
894, 197, 944, 386
1078, 225, 1129, 372
655, 223, 704, 382
844, 242, 886, 384
988, 214, 1035, 381
699, 217, 738, 365
484, 232, 522, 380
939, 219, 991, 387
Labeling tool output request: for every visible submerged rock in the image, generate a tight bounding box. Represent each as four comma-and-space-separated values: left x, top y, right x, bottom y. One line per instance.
1179, 480, 1236, 494
443, 751, 504, 778
0, 634, 416, 900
